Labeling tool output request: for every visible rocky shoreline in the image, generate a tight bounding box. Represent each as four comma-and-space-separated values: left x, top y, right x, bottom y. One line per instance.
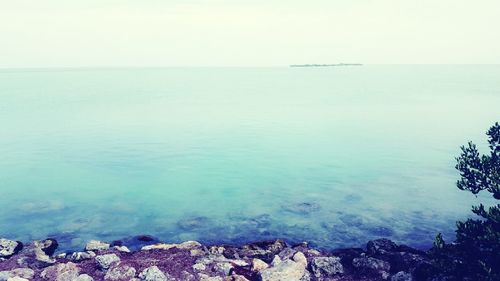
1, 237, 442, 281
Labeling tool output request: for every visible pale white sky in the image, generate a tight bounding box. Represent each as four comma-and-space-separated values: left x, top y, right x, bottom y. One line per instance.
1, 0, 499, 67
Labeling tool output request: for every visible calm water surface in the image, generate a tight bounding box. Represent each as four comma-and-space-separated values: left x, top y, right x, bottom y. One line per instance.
0, 65, 499, 251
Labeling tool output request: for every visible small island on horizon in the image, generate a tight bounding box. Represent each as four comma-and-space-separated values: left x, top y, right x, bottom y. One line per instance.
290, 63, 363, 67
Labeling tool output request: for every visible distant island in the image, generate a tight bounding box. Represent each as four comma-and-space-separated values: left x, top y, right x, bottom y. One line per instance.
290, 63, 363, 67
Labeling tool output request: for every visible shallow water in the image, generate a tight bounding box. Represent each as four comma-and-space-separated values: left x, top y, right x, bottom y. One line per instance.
0, 65, 499, 251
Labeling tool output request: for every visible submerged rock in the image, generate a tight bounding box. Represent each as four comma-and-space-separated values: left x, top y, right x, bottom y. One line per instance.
177, 216, 211, 231
0, 239, 23, 258
85, 240, 110, 252
282, 202, 321, 215
141, 241, 201, 251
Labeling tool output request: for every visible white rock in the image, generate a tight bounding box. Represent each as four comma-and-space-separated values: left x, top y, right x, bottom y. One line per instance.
95, 254, 120, 270
138, 266, 167, 281
292, 252, 307, 266
252, 258, 269, 271
7, 277, 29, 281
74, 274, 95, 281
113, 246, 131, 253
259, 259, 307, 281
192, 263, 206, 271
271, 255, 282, 266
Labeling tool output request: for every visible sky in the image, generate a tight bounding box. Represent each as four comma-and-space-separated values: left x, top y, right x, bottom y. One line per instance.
0, 0, 499, 67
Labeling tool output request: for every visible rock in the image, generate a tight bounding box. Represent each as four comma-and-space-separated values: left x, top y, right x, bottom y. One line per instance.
259, 259, 308, 281
0, 268, 35, 281
193, 263, 206, 271
251, 258, 269, 271
69, 251, 96, 262
19, 239, 59, 265
141, 241, 201, 251
85, 240, 110, 252
367, 239, 398, 255
271, 255, 282, 266
40, 262, 80, 281
224, 240, 286, 263
214, 262, 233, 276
105, 264, 137, 280
310, 256, 344, 279
113, 246, 131, 253
6, 277, 29, 281
353, 257, 391, 279
391, 271, 413, 281
95, 254, 120, 270
384, 252, 428, 273
74, 274, 94, 281
209, 246, 225, 255
34, 239, 59, 256
138, 266, 168, 281
226, 275, 249, 281
177, 216, 211, 231
56, 253, 67, 259
0, 239, 23, 258
292, 252, 307, 266
198, 274, 223, 281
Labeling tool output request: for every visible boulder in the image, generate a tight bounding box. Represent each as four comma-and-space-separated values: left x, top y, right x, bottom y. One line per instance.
138, 266, 168, 281
310, 256, 344, 279
367, 239, 398, 255
105, 264, 137, 280
0, 239, 23, 258
85, 240, 110, 252
0, 268, 34, 281
40, 262, 80, 281
259, 259, 308, 281
292, 252, 307, 266
95, 254, 120, 270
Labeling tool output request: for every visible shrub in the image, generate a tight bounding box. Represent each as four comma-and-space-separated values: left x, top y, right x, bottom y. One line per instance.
431, 122, 500, 281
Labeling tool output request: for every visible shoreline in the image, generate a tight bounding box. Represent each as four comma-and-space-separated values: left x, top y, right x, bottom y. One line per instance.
1, 236, 441, 281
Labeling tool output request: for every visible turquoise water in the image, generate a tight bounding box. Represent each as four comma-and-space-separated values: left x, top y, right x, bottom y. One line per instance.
0, 65, 499, 251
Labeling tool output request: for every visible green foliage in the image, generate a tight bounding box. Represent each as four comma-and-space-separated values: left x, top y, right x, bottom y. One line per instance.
430, 122, 500, 281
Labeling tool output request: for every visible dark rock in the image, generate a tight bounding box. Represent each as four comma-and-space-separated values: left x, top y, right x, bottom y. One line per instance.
136, 235, 156, 242
310, 256, 344, 279
413, 262, 439, 281
353, 257, 391, 279
383, 252, 428, 273
224, 240, 286, 263
367, 238, 398, 255
331, 248, 364, 266
0, 239, 23, 258
35, 239, 59, 256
